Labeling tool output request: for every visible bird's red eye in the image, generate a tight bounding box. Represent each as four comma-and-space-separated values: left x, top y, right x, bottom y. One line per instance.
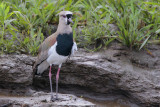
62, 15, 66, 18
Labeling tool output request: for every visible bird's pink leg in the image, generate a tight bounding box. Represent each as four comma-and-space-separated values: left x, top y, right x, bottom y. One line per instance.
49, 64, 54, 101
56, 64, 62, 100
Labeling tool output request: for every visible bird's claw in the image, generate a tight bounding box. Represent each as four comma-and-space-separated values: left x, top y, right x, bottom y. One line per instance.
50, 95, 59, 102
50, 95, 55, 101
56, 96, 59, 101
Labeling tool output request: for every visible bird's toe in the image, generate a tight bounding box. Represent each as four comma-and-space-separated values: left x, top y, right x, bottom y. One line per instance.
55, 97, 59, 101
50, 96, 56, 102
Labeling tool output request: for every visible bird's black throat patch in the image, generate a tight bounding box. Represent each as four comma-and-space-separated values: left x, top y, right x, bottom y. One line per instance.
56, 33, 73, 56
66, 14, 72, 19
66, 14, 72, 25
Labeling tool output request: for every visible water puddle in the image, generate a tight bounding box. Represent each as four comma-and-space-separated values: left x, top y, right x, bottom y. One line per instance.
59, 85, 138, 107
84, 97, 129, 107
0, 87, 139, 107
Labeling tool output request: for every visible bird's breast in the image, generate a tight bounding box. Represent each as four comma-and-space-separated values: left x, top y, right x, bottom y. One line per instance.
56, 33, 73, 56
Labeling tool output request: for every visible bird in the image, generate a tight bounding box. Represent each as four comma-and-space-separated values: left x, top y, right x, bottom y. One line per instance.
33, 11, 77, 101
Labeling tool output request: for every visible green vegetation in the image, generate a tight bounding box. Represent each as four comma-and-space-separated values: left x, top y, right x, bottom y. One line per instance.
0, 0, 159, 55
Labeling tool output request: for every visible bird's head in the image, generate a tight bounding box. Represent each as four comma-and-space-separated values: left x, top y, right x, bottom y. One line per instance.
58, 11, 73, 25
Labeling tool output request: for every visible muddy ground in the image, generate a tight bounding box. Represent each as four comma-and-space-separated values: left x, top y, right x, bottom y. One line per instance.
0, 42, 160, 107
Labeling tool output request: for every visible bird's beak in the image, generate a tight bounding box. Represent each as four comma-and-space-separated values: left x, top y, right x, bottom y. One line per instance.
68, 18, 74, 24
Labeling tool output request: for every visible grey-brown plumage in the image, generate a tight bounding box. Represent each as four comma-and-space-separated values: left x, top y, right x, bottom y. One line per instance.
33, 11, 77, 101
33, 11, 74, 74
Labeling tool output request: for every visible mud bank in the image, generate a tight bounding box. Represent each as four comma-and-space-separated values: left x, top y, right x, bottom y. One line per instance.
0, 42, 160, 107
0, 90, 95, 107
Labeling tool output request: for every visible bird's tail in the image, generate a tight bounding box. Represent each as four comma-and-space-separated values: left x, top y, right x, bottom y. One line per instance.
33, 60, 49, 75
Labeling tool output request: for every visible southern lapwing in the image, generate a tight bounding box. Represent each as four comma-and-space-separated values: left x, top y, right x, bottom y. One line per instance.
33, 11, 77, 101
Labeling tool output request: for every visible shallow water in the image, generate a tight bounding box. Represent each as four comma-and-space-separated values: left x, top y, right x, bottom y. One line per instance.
0, 85, 138, 107
59, 85, 138, 107
0, 95, 133, 107
84, 97, 129, 107
0, 90, 137, 107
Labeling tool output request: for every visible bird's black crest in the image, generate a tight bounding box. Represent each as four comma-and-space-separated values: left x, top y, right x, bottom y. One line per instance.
56, 33, 73, 56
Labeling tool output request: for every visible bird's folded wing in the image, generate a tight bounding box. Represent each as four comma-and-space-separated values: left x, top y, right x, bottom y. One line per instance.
71, 42, 78, 56
33, 33, 57, 70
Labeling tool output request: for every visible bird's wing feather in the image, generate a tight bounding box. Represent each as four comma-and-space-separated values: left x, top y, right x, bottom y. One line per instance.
71, 42, 78, 56
33, 33, 57, 70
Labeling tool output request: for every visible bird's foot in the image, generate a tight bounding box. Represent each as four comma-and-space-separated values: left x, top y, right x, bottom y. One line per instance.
50, 95, 56, 102
56, 96, 59, 101
50, 95, 59, 102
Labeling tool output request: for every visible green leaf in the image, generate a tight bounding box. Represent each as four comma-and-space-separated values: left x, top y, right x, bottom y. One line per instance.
139, 34, 151, 50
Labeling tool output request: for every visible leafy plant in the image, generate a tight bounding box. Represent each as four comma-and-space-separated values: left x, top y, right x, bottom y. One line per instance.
109, 1, 153, 50
0, 2, 17, 54
78, 0, 115, 51
0, 0, 160, 55
142, 1, 160, 41
26, 28, 44, 55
